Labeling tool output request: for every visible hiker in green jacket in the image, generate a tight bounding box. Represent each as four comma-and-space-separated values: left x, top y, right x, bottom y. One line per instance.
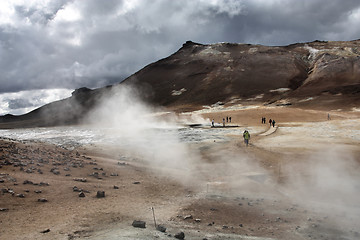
243, 130, 250, 147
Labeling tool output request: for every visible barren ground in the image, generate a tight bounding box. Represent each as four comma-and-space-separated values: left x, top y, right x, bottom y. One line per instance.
1, 107, 360, 240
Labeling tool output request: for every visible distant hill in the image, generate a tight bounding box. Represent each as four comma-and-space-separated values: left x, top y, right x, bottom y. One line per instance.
1, 40, 360, 128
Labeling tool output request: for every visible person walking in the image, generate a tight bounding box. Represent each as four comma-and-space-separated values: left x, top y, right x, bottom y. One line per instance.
229, 117, 232, 123
243, 130, 250, 147
269, 119, 272, 127
272, 119, 276, 127
212, 119, 215, 127
223, 118, 225, 127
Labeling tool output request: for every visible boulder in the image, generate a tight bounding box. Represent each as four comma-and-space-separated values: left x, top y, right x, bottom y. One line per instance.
156, 225, 166, 232
132, 220, 146, 228
40, 229, 50, 233
96, 191, 105, 198
174, 231, 185, 239
79, 192, 85, 198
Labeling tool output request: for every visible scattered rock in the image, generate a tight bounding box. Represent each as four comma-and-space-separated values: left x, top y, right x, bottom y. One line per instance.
74, 178, 87, 182
38, 198, 48, 202
133, 181, 140, 184
195, 219, 201, 223
96, 191, 105, 198
34, 190, 42, 194
110, 173, 118, 176
156, 225, 166, 232
79, 192, 85, 198
113, 185, 119, 189
39, 182, 49, 186
132, 220, 146, 228
174, 231, 185, 239
184, 215, 193, 220
23, 180, 33, 185
0, 208, 9, 211
16, 193, 25, 198
40, 229, 50, 233
50, 168, 60, 175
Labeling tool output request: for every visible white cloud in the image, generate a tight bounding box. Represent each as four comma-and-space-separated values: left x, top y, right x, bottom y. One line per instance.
0, 89, 73, 115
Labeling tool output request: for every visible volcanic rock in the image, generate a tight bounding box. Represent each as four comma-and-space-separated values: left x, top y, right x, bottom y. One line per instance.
132, 220, 146, 228
79, 192, 85, 198
74, 178, 87, 182
156, 224, 166, 232
184, 215, 193, 220
96, 191, 105, 198
38, 198, 48, 202
174, 231, 185, 239
23, 180, 33, 185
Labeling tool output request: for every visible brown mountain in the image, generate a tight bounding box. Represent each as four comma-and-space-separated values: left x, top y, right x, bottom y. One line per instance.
123, 40, 360, 111
1, 40, 359, 127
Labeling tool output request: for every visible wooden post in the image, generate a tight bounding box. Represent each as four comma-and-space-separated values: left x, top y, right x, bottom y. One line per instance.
151, 207, 157, 228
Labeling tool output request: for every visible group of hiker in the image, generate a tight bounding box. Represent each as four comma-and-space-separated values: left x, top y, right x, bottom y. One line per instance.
210, 116, 277, 147
243, 117, 277, 147
211, 116, 232, 127
262, 117, 276, 127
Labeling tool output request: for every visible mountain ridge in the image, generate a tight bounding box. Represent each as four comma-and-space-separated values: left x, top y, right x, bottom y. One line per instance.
1, 39, 360, 128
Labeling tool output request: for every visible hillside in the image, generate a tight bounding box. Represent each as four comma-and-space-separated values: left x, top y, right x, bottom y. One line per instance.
1, 40, 360, 127
122, 40, 360, 111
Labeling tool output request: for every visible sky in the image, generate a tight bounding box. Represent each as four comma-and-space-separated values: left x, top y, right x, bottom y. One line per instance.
1, 0, 360, 115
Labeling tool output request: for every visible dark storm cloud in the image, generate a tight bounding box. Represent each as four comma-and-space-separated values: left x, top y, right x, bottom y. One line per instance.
0, 0, 360, 95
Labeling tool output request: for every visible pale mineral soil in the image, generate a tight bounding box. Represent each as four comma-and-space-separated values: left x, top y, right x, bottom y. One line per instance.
1, 106, 360, 240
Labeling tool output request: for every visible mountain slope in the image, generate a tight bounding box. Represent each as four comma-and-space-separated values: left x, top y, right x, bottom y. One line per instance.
122, 40, 360, 110
1, 40, 360, 127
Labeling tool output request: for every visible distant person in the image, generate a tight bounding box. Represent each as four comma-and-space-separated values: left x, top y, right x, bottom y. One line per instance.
226, 116, 228, 123
223, 118, 225, 127
243, 130, 250, 147
328, 113, 331, 120
212, 119, 215, 127
264, 117, 266, 124
269, 119, 272, 127
272, 119, 276, 127
229, 117, 231, 123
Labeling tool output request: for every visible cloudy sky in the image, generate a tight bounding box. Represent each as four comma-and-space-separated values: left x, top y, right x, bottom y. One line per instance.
1, 0, 360, 115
